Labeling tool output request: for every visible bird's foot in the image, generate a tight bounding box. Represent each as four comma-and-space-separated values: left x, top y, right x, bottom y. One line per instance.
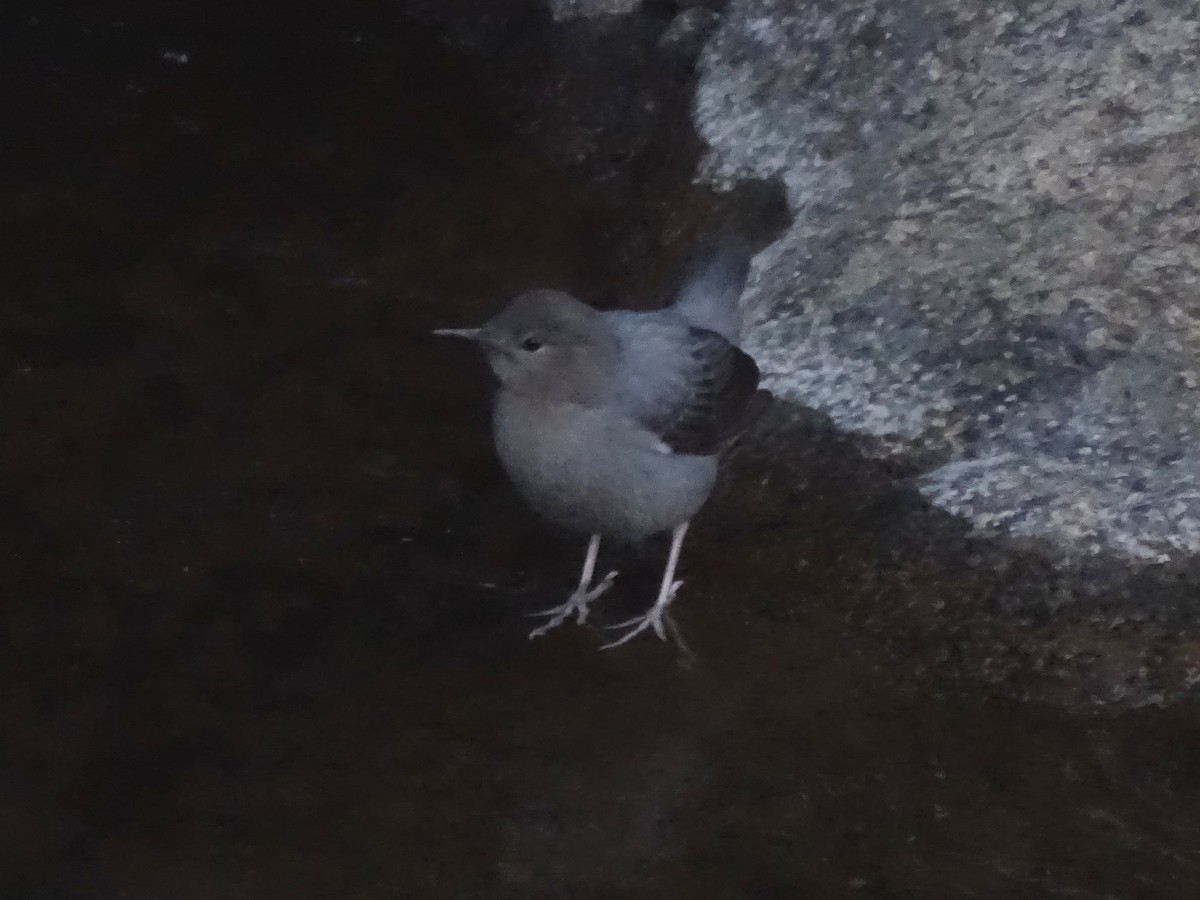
527, 570, 618, 639
599, 580, 683, 650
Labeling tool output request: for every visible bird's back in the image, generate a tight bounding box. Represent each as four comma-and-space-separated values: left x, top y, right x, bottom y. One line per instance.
601, 234, 764, 456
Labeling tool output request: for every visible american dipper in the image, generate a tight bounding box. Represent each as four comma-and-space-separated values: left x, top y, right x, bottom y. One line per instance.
435, 238, 765, 648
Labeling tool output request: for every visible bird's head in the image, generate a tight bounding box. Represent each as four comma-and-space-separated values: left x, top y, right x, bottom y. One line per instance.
434, 290, 618, 403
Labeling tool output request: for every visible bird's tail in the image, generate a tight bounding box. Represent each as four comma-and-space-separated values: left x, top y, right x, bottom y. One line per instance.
670, 231, 755, 343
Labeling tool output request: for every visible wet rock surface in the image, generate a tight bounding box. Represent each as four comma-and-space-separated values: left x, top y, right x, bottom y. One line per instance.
6, 1, 1200, 897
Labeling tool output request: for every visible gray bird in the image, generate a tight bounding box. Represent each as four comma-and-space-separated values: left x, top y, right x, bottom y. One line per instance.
434, 239, 765, 648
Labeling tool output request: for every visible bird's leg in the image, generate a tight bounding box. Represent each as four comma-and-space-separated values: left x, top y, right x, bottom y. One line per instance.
527, 534, 617, 639
601, 521, 690, 650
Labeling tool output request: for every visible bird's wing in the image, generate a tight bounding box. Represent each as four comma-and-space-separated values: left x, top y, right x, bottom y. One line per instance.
605, 311, 766, 456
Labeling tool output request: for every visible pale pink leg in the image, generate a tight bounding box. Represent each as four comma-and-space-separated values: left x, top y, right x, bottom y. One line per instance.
527, 534, 617, 639
601, 521, 689, 650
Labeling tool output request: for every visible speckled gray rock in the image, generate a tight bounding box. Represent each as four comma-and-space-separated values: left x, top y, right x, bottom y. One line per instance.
546, 0, 642, 22
695, 0, 1200, 564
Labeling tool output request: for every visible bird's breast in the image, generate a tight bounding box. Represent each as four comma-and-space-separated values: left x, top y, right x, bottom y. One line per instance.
491, 391, 717, 540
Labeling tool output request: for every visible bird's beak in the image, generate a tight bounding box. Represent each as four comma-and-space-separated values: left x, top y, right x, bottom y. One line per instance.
431, 327, 483, 341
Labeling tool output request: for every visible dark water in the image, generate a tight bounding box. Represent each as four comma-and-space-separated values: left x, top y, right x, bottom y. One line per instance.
5, 3, 1200, 897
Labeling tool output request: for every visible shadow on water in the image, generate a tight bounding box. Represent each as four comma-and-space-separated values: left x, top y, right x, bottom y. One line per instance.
5, 2, 1200, 897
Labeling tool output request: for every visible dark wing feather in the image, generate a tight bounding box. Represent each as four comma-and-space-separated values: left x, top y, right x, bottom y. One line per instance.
606, 310, 765, 456
651, 327, 762, 454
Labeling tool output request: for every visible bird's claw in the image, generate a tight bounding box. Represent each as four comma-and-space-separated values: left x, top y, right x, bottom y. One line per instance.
599, 580, 683, 650
526, 571, 617, 639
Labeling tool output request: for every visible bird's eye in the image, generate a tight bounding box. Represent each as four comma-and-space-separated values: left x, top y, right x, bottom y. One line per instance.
520, 337, 543, 352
